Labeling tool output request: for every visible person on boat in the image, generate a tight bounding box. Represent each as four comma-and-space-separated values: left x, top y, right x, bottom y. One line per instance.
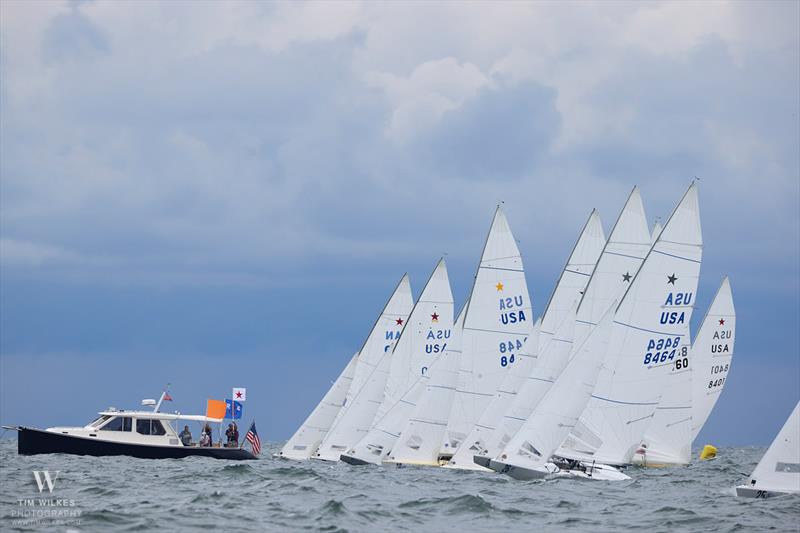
179, 425, 193, 446
226, 423, 239, 447
200, 424, 213, 447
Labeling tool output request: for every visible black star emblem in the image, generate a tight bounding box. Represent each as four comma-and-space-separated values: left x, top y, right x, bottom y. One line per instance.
667, 273, 677, 285
622, 272, 632, 282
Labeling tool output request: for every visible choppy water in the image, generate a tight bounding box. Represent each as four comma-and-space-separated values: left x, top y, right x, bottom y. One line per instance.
1, 440, 798, 532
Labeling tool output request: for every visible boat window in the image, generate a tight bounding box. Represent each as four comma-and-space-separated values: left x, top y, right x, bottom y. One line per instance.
100, 416, 132, 431
89, 415, 111, 427
136, 419, 167, 436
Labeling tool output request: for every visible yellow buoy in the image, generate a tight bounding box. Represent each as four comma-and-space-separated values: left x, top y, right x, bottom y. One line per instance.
699, 444, 717, 460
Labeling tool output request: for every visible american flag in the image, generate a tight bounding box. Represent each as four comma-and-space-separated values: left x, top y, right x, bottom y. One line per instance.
245, 422, 261, 455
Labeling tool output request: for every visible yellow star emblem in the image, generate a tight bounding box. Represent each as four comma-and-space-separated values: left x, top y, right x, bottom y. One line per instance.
495, 282, 504, 291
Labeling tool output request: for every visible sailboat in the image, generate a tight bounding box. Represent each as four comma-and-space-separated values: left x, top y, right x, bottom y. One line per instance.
443, 207, 534, 468
341, 259, 454, 465
632, 276, 736, 467
736, 401, 800, 498
312, 274, 413, 461
482, 303, 628, 481
448, 210, 605, 470
278, 352, 358, 460
556, 182, 703, 467
383, 301, 467, 466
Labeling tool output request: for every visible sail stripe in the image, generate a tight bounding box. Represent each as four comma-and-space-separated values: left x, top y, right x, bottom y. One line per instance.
591, 395, 660, 406
564, 269, 592, 277
613, 320, 687, 337
463, 327, 528, 336
479, 266, 525, 273
604, 250, 646, 261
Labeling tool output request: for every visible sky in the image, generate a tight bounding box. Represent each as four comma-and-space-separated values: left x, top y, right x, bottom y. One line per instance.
0, 1, 798, 446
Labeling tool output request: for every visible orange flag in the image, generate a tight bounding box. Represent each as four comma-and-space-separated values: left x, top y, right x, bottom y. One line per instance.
206, 399, 226, 419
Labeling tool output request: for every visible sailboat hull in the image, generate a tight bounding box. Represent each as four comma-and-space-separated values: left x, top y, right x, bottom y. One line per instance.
735, 485, 797, 499
17, 427, 257, 460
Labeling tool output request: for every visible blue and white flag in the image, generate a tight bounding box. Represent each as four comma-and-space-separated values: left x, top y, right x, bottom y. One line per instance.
225, 399, 243, 420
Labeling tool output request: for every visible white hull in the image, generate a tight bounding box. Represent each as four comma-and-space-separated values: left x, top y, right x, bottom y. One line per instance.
735, 485, 798, 499
488, 457, 631, 481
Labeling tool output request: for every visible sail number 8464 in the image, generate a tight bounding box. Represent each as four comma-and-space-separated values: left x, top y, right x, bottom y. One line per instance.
643, 337, 686, 365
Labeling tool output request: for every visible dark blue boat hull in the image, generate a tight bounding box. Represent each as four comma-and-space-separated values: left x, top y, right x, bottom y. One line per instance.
18, 427, 257, 461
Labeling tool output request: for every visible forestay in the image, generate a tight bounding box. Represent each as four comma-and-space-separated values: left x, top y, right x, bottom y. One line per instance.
559, 182, 703, 465
445, 208, 533, 456
313, 274, 413, 461
385, 301, 467, 466
342, 259, 454, 465
279, 353, 359, 460
690, 277, 736, 441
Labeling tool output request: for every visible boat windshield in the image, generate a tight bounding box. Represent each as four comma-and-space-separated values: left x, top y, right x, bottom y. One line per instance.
89, 415, 111, 428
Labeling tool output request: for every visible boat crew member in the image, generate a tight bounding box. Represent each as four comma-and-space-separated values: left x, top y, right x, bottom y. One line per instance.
200, 423, 213, 447
179, 425, 192, 446
226, 423, 239, 447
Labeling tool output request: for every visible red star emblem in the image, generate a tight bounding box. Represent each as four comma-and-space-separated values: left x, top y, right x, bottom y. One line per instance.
718, 318, 725, 326
235, 391, 243, 399
396, 318, 404, 326
431, 312, 439, 322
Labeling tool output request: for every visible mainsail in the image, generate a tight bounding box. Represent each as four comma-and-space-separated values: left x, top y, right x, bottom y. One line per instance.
313, 274, 414, 461
385, 301, 468, 466
559, 182, 703, 465
736, 401, 800, 497
491, 303, 615, 478
444, 207, 533, 457
279, 352, 359, 460
690, 277, 736, 441
341, 259, 454, 465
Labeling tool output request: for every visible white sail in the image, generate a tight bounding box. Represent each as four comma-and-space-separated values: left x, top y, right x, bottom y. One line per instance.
385, 301, 468, 466
341, 259, 454, 465
444, 208, 533, 458
446, 319, 541, 471
736, 401, 800, 497
559, 182, 703, 465
651, 221, 663, 244
278, 352, 358, 460
313, 274, 414, 461
538, 209, 606, 351
493, 303, 615, 478
690, 277, 736, 441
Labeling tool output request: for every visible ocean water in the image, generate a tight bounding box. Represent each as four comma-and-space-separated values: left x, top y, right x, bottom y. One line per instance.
1, 440, 798, 532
